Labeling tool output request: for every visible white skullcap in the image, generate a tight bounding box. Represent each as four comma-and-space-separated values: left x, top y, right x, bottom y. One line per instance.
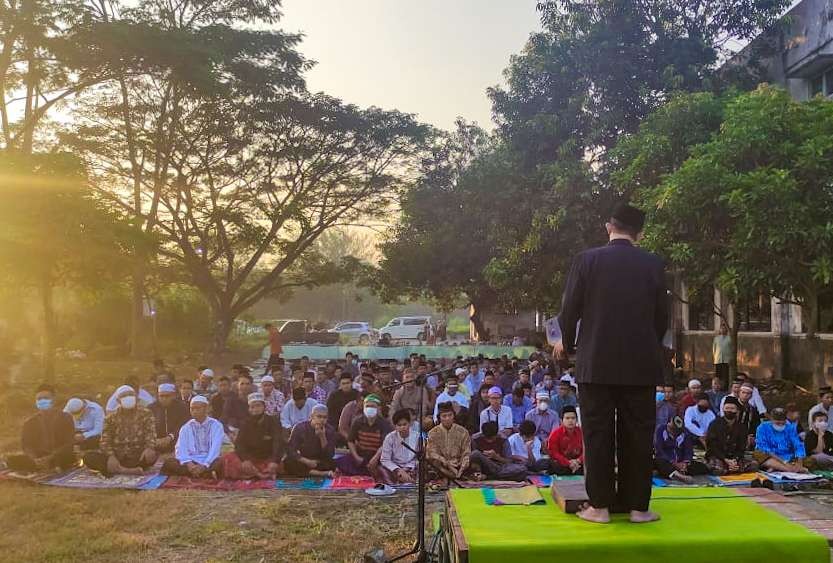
64, 398, 84, 414
248, 392, 265, 405
114, 384, 135, 398
455, 367, 466, 377
201, 368, 215, 378
560, 374, 572, 382
158, 383, 176, 394
190, 395, 209, 406
260, 375, 275, 383
311, 404, 328, 416
535, 391, 550, 400
688, 379, 701, 388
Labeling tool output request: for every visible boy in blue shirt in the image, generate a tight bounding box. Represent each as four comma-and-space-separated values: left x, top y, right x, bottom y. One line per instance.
753, 407, 808, 473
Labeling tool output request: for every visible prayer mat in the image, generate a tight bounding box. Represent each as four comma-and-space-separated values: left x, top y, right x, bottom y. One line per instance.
329, 475, 377, 490
812, 469, 833, 479
482, 485, 545, 506
274, 478, 331, 490
458, 480, 527, 489
161, 476, 276, 491
45, 468, 162, 489
763, 471, 824, 483
652, 476, 712, 488
708, 472, 759, 487
448, 487, 829, 563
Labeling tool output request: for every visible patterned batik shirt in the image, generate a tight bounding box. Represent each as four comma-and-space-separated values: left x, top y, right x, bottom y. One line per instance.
100, 407, 157, 460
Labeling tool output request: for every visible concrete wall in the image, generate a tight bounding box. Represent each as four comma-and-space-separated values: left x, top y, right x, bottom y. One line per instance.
474, 311, 537, 341
678, 332, 833, 388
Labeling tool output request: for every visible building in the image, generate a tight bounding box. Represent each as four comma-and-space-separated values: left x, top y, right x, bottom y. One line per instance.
674, 0, 833, 386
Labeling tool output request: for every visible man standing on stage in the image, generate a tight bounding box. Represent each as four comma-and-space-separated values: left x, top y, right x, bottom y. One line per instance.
555, 203, 668, 524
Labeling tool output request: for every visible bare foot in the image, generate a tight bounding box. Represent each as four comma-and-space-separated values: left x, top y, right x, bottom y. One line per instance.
576, 504, 611, 524
630, 510, 661, 523
670, 471, 694, 484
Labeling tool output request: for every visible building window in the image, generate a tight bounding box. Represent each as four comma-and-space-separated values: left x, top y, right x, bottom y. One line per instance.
737, 291, 772, 332
687, 288, 714, 331
808, 66, 833, 98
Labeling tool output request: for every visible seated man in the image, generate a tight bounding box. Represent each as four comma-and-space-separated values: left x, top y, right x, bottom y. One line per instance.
677, 379, 702, 416
503, 387, 533, 428
221, 372, 254, 437
705, 396, 758, 475
656, 384, 676, 429
221, 393, 283, 480
84, 385, 158, 476
259, 375, 285, 417
302, 371, 329, 404
327, 373, 359, 428
64, 396, 105, 451
280, 387, 319, 431
550, 379, 577, 418
194, 368, 217, 398
808, 387, 833, 428
105, 378, 155, 413
508, 420, 552, 474
432, 373, 469, 423
754, 407, 808, 473
654, 416, 708, 484
5, 384, 75, 473
469, 421, 527, 481
805, 411, 833, 470
337, 395, 393, 477
426, 402, 471, 483
179, 379, 197, 404
479, 387, 514, 437
161, 395, 225, 478
148, 383, 190, 455
284, 404, 337, 478
525, 392, 559, 442
209, 376, 232, 419
379, 409, 419, 484
546, 405, 584, 475
683, 392, 715, 448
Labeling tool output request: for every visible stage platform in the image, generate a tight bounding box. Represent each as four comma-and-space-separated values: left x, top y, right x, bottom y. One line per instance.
442, 487, 832, 563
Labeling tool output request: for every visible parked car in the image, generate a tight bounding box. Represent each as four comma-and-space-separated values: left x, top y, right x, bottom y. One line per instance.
277, 320, 340, 345
378, 316, 432, 342
328, 322, 378, 345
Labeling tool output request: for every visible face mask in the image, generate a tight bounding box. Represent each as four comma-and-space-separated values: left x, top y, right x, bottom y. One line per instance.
35, 398, 52, 411
815, 421, 829, 432
364, 406, 378, 418
723, 411, 737, 421
697, 405, 709, 413
120, 396, 137, 410
537, 402, 549, 412
655, 392, 665, 403
772, 423, 786, 432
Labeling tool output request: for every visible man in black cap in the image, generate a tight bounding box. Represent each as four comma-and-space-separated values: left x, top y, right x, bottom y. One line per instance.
706, 396, 759, 475
556, 202, 668, 524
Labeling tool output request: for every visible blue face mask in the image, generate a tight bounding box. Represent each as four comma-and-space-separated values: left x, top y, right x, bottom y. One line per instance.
655, 392, 665, 403
36, 398, 53, 411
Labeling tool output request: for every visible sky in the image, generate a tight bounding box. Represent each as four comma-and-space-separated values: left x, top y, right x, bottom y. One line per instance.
278, 0, 543, 131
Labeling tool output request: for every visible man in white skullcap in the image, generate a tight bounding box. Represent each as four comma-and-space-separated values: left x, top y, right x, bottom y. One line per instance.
221, 392, 284, 480
161, 395, 225, 478
194, 368, 218, 398
149, 383, 190, 455
83, 385, 158, 476
259, 375, 285, 417
64, 396, 105, 450
678, 379, 702, 417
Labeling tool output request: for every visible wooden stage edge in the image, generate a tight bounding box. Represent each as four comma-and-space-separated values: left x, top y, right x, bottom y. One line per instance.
445, 485, 833, 563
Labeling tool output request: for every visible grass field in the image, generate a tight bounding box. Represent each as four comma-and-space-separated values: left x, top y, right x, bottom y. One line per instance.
0, 356, 423, 562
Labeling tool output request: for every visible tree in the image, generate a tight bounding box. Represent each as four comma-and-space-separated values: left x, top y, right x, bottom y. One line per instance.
0, 151, 144, 378
634, 86, 833, 378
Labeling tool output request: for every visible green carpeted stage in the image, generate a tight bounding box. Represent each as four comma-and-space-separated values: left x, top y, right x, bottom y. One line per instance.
444, 487, 830, 563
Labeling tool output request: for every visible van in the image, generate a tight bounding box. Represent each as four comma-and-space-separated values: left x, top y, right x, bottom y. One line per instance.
379, 316, 432, 342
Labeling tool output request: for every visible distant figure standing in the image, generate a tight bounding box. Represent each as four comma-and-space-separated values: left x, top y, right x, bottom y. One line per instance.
265, 323, 283, 368
555, 203, 668, 524
713, 324, 731, 384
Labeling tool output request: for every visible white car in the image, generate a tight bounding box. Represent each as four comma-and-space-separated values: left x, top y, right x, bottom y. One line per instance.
329, 321, 377, 345
378, 316, 432, 342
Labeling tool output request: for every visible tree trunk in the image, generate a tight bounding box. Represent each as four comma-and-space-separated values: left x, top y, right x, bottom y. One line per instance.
729, 304, 740, 379
210, 309, 234, 357
129, 262, 145, 358
40, 274, 56, 382
469, 301, 490, 342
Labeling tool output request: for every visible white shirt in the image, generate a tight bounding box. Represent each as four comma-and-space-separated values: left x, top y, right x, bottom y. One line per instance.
380, 429, 419, 472
433, 391, 469, 419
280, 398, 319, 429
751, 386, 767, 415
175, 417, 224, 466
69, 400, 105, 439
106, 388, 155, 413
507, 433, 543, 462
479, 405, 513, 433
684, 405, 716, 437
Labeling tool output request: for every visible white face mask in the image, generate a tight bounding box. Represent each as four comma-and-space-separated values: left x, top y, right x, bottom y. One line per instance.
815, 421, 829, 432
120, 395, 137, 410
537, 402, 549, 412
364, 406, 378, 418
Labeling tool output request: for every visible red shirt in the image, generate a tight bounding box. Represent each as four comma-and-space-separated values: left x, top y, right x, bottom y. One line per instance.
677, 392, 696, 416
546, 425, 584, 466
269, 330, 283, 355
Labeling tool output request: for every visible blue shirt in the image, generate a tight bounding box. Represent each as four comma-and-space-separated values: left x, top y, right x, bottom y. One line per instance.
755, 421, 805, 462
68, 400, 105, 439
464, 372, 484, 396
550, 393, 577, 418
503, 395, 533, 426
654, 426, 694, 463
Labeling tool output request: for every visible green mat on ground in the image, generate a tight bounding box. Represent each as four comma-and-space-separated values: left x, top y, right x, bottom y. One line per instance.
449, 488, 829, 563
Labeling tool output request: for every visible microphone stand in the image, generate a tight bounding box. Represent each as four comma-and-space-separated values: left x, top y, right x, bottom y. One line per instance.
379, 365, 457, 563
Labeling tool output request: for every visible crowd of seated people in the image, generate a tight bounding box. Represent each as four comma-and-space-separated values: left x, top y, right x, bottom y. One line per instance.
6, 353, 832, 490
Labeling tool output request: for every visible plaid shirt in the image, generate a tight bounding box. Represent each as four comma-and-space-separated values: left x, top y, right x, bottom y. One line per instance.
263, 390, 286, 417
100, 407, 156, 460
